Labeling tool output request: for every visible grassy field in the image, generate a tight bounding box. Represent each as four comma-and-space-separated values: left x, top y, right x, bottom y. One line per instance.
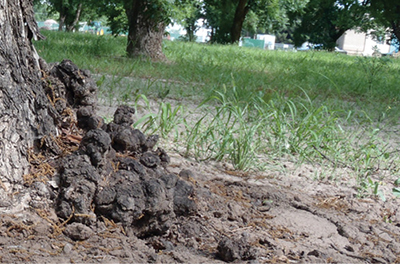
34, 30, 400, 199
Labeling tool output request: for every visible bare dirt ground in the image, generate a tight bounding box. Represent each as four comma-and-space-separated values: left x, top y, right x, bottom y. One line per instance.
1, 149, 400, 263
1, 62, 400, 263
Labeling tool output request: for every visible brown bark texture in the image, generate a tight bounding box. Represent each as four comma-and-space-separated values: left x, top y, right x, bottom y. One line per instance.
67, 3, 83, 32
0, 0, 54, 213
125, 1, 166, 61
230, 0, 250, 43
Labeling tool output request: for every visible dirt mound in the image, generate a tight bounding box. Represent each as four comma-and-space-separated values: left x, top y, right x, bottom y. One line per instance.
39, 60, 197, 238
3, 60, 399, 263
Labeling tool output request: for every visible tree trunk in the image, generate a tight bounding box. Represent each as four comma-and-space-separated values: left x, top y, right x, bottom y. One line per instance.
230, 0, 250, 43
59, 14, 66, 31
66, 3, 83, 32
0, 0, 57, 212
392, 21, 400, 45
125, 1, 166, 61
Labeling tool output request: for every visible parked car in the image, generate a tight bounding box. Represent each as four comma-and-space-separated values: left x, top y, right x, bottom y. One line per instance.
334, 47, 347, 54
296, 42, 316, 51
296, 42, 347, 54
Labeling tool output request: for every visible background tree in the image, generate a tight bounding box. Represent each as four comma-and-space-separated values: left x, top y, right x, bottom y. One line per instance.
33, 0, 55, 21
202, 0, 237, 43
293, 0, 368, 49
172, 0, 203, 42
203, 0, 305, 44
203, 0, 271, 43
44, 0, 100, 31
99, 0, 173, 60
261, 0, 309, 44
367, 0, 400, 47
48, 0, 83, 31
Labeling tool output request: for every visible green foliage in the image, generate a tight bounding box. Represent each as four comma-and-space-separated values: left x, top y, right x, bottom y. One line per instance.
100, 4, 128, 36
263, 0, 309, 43
47, 0, 100, 31
202, 0, 305, 43
358, 178, 386, 201
368, 1, 400, 43
98, 0, 174, 36
356, 55, 391, 92
172, 0, 203, 41
185, 83, 264, 170
242, 10, 259, 37
203, 0, 237, 43
293, 0, 367, 48
138, 102, 184, 140
33, 0, 57, 21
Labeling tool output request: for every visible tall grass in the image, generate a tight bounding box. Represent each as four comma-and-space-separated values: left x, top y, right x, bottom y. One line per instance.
35, 31, 400, 198
36, 31, 400, 120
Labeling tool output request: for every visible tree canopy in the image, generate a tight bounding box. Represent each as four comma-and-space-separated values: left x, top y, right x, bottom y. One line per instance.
202, 0, 298, 44
293, 0, 368, 49
45, 0, 100, 31
367, 0, 400, 45
33, 0, 400, 57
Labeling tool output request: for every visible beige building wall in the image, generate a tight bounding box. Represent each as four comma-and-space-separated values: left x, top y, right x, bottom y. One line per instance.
337, 29, 391, 56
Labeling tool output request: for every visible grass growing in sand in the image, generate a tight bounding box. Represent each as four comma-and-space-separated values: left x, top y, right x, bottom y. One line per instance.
35, 31, 400, 198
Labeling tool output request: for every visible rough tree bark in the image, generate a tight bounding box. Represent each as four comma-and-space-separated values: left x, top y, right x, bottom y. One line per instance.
124, 1, 166, 61
230, 0, 250, 43
58, 6, 66, 31
390, 4, 400, 45
0, 0, 56, 212
66, 3, 83, 32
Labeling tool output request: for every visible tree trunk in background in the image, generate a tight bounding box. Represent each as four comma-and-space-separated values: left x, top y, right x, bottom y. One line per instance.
0, 0, 56, 212
67, 3, 83, 32
230, 0, 250, 43
125, 1, 166, 61
59, 13, 66, 31
392, 22, 400, 45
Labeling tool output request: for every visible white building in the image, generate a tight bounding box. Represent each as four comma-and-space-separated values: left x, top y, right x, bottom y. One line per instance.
336, 29, 391, 56
256, 34, 276, 50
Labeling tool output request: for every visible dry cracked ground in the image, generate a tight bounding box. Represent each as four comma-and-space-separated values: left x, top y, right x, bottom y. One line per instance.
0, 60, 399, 263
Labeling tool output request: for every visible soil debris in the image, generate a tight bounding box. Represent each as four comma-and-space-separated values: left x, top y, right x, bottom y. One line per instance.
8, 59, 400, 263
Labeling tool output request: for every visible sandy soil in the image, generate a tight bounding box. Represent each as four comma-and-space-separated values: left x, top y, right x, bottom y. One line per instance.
1, 98, 399, 264
1, 149, 400, 263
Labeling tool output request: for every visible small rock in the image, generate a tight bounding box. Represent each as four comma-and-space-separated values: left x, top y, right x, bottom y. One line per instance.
217, 236, 257, 262
143, 135, 159, 151
113, 105, 135, 126
173, 180, 197, 216
63, 243, 73, 254
32, 222, 51, 236
160, 174, 178, 189
257, 205, 271, 212
112, 128, 145, 152
307, 249, 320, 257
217, 237, 240, 262
213, 211, 223, 218
179, 169, 194, 180
140, 152, 161, 168
64, 223, 94, 240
